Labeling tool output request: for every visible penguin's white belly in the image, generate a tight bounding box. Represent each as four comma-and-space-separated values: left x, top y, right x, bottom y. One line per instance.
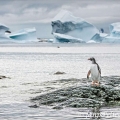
91, 73, 100, 81
90, 64, 100, 81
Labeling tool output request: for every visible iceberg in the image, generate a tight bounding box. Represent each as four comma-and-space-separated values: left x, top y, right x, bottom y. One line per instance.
102, 23, 120, 43
0, 24, 37, 43
51, 10, 120, 43
0, 23, 11, 41
51, 10, 99, 43
109, 22, 120, 37
9, 28, 37, 42
91, 33, 108, 42
102, 36, 120, 43
53, 33, 84, 43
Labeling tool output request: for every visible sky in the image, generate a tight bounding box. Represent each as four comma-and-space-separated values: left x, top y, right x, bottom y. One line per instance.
0, 0, 120, 38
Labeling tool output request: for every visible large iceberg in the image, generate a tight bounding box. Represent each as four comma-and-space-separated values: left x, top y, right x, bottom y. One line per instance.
0, 23, 37, 43
51, 10, 120, 43
9, 28, 37, 42
51, 10, 99, 43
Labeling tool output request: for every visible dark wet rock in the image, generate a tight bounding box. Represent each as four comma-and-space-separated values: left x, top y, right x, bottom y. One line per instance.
31, 76, 120, 109
29, 104, 39, 108
53, 106, 63, 109
1, 86, 8, 88
0, 75, 10, 79
54, 71, 66, 75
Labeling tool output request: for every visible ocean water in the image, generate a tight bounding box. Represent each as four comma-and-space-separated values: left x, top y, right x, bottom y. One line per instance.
0, 43, 120, 120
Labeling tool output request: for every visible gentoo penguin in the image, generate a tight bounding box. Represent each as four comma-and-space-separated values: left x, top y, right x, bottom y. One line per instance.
87, 57, 101, 86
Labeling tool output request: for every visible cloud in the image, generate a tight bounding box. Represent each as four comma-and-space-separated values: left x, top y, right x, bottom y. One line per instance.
0, 7, 59, 24
0, 0, 119, 38
0, 0, 120, 27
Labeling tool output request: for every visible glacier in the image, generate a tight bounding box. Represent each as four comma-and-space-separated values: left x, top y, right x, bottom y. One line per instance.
9, 28, 37, 42
51, 10, 99, 43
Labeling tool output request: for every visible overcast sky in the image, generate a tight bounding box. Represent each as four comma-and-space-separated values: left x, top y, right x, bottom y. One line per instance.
0, 0, 120, 38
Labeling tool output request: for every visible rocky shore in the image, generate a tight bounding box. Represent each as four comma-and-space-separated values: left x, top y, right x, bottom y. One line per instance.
30, 76, 120, 109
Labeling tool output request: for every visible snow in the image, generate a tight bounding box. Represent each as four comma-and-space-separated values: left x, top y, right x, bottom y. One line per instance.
52, 10, 99, 43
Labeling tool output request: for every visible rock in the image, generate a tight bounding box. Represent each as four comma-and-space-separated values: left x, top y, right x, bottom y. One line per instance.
54, 71, 66, 75
0, 75, 10, 79
38, 38, 48, 42
53, 106, 63, 109
31, 76, 120, 109
29, 104, 39, 108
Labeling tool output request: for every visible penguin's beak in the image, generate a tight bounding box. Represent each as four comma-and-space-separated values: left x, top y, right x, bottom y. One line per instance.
88, 58, 91, 60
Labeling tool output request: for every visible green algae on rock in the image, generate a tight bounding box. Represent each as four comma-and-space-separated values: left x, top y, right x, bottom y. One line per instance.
31, 76, 120, 109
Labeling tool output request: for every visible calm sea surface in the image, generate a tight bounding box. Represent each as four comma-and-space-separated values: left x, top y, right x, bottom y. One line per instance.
0, 43, 120, 120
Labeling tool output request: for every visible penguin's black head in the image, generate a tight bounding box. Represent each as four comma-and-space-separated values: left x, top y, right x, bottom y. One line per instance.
88, 57, 96, 63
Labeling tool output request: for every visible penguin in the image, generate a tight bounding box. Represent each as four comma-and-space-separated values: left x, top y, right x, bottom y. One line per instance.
87, 57, 101, 86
